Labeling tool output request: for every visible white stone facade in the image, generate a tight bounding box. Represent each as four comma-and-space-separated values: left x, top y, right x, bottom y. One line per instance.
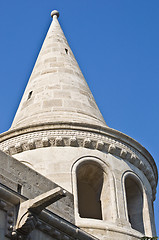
0, 10, 157, 240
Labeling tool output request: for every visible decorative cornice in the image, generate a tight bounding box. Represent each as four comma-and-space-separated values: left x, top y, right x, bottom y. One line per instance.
0, 122, 157, 171
0, 123, 157, 200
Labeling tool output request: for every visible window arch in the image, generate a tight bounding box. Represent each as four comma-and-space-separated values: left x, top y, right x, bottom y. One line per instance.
72, 157, 114, 222
124, 174, 144, 234
77, 161, 103, 219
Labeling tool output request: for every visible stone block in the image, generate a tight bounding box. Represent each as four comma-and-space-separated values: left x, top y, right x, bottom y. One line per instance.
43, 99, 62, 108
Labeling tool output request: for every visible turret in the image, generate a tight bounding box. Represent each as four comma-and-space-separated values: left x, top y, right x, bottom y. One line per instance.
0, 10, 157, 240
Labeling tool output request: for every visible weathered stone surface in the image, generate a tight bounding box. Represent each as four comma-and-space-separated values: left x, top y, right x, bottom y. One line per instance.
10, 12, 106, 130
0, 9, 157, 240
0, 150, 74, 223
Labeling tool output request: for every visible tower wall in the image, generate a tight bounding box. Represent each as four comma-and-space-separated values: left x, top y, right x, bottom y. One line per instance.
0, 125, 157, 239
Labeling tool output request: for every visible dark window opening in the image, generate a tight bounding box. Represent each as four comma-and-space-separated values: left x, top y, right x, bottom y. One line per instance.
65, 48, 68, 54
125, 177, 145, 234
77, 162, 103, 220
17, 184, 22, 194
27, 91, 33, 100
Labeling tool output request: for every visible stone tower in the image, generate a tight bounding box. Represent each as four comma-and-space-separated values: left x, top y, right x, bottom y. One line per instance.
0, 10, 157, 240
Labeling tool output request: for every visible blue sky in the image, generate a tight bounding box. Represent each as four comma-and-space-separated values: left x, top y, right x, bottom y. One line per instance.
0, 0, 158, 236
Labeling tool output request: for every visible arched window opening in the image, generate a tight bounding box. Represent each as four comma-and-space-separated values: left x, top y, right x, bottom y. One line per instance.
125, 176, 145, 234
77, 162, 104, 220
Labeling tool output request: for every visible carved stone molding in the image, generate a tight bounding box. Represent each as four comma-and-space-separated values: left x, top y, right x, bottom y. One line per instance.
69, 137, 78, 147
0, 199, 7, 209
0, 128, 157, 200
96, 140, 104, 151
0, 199, 15, 239
83, 138, 92, 148
11, 214, 37, 240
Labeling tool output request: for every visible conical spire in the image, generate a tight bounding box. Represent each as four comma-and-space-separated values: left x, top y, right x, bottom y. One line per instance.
11, 10, 106, 130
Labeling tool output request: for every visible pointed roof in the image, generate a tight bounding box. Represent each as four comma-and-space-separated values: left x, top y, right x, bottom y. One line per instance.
11, 10, 106, 130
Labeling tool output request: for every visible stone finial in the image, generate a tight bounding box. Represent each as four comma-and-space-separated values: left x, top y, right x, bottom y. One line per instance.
51, 10, 59, 18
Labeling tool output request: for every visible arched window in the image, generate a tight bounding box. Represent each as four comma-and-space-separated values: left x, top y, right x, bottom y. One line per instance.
72, 157, 115, 223
76, 161, 104, 220
125, 175, 144, 234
